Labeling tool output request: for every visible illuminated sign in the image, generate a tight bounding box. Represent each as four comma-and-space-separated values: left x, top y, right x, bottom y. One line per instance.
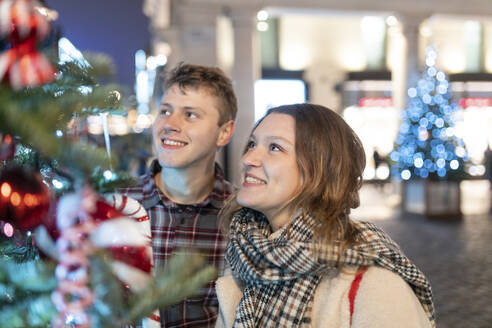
358, 97, 393, 107
458, 98, 492, 108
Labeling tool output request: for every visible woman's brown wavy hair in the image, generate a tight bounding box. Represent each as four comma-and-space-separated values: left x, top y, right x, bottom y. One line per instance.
220, 103, 366, 255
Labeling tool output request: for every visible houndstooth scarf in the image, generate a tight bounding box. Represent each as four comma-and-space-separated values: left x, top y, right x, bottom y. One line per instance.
226, 207, 436, 328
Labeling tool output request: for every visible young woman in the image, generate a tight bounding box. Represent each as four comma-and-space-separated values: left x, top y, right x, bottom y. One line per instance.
215, 104, 435, 328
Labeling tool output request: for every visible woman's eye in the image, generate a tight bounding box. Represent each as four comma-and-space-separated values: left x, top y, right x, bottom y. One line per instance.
270, 144, 281, 151
160, 109, 171, 116
247, 140, 256, 149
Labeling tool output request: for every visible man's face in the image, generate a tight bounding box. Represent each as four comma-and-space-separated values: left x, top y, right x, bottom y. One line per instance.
152, 84, 233, 170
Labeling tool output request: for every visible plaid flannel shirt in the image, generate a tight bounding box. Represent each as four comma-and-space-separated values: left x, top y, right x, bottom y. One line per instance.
120, 160, 235, 327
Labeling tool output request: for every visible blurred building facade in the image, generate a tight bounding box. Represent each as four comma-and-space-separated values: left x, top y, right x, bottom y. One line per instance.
142, 0, 492, 188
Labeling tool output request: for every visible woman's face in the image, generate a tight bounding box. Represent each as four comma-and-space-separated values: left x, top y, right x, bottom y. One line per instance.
237, 113, 301, 230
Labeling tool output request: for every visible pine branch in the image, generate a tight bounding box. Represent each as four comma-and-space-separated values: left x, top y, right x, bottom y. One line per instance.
0, 55, 124, 183
84, 251, 217, 327
0, 234, 38, 263
0, 294, 56, 328
0, 259, 57, 327
87, 252, 127, 328
82, 52, 117, 81
121, 252, 217, 325
90, 168, 137, 194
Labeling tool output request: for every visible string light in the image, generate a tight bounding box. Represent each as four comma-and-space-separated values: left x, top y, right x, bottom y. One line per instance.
52, 179, 63, 189
3, 223, 14, 237
257, 10, 269, 21
1, 182, 12, 197
103, 170, 113, 180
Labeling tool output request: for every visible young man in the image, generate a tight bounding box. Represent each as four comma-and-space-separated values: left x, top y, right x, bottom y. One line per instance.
121, 63, 237, 327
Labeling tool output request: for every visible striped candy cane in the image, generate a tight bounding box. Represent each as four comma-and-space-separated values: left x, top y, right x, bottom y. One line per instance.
100, 194, 160, 328
51, 188, 97, 328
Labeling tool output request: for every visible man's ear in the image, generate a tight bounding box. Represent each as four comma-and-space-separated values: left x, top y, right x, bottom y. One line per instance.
217, 120, 235, 147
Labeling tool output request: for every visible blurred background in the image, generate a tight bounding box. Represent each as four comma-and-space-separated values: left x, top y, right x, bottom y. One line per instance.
43, 1, 492, 326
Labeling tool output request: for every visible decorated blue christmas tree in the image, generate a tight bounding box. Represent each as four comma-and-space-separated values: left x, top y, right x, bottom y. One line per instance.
391, 47, 469, 181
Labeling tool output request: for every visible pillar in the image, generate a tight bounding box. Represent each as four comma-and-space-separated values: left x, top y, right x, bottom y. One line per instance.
166, 2, 222, 67
227, 7, 261, 185
392, 14, 427, 111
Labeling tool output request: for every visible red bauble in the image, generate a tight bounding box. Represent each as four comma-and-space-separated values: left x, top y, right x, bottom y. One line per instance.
0, 165, 52, 231
0, 0, 55, 89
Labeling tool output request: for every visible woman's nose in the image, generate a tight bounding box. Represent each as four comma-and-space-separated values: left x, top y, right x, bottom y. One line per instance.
242, 148, 262, 167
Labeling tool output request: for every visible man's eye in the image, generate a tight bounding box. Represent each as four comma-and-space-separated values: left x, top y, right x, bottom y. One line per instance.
270, 144, 281, 151
160, 109, 170, 116
186, 112, 197, 119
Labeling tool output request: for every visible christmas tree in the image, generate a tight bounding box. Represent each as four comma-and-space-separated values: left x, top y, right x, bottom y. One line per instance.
390, 47, 469, 181
0, 1, 215, 327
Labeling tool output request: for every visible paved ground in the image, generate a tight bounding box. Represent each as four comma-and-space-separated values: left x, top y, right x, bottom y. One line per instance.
353, 183, 492, 328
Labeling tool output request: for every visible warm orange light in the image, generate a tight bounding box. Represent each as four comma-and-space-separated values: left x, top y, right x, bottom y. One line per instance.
1, 183, 12, 198
4, 135, 11, 144
24, 193, 35, 207
10, 192, 21, 206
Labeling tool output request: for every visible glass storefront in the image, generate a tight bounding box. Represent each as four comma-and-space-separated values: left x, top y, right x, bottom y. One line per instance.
341, 72, 397, 180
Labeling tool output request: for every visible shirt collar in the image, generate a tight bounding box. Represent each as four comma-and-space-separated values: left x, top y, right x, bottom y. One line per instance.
141, 159, 233, 209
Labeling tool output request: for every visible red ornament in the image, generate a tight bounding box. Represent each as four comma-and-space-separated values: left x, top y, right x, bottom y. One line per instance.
0, 0, 55, 89
0, 165, 52, 231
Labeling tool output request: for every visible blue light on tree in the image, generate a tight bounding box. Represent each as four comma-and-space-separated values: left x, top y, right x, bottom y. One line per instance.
391, 47, 469, 181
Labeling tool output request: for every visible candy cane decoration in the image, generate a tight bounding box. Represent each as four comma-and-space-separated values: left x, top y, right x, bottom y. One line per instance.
51, 190, 160, 327
51, 189, 97, 328
101, 194, 160, 328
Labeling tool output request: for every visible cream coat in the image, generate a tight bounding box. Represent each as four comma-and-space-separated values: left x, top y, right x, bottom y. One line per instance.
215, 266, 432, 328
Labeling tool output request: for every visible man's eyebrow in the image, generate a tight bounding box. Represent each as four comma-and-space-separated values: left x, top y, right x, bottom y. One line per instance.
182, 106, 205, 113
159, 103, 205, 113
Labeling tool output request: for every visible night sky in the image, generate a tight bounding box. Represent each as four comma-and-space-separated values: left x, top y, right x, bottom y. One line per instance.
46, 0, 151, 89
